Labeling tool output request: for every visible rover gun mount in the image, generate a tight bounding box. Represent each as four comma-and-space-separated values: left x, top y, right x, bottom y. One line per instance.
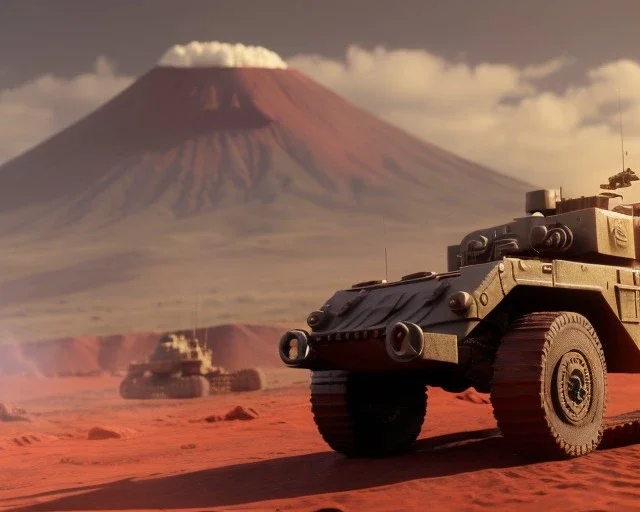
450, 185, 640, 270
279, 168, 640, 460
120, 332, 266, 399
600, 168, 639, 190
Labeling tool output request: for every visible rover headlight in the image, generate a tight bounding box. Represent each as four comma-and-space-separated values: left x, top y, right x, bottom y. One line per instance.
279, 330, 311, 366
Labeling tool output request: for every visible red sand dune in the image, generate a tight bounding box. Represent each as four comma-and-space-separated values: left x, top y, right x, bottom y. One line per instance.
1, 373, 640, 511
0, 66, 529, 228
0, 323, 291, 377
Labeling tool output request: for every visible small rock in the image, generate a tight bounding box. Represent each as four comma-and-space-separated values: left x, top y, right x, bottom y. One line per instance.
0, 402, 30, 422
13, 434, 40, 446
203, 415, 224, 423
224, 406, 259, 421
87, 426, 134, 440
455, 388, 491, 405
59, 457, 84, 465
181, 443, 196, 450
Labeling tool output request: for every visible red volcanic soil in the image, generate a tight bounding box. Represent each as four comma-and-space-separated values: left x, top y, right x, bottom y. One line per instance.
2, 374, 640, 512
0, 66, 528, 226
0, 323, 291, 378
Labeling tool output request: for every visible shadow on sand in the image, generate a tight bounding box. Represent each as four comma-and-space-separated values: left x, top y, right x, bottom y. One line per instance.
4, 428, 528, 511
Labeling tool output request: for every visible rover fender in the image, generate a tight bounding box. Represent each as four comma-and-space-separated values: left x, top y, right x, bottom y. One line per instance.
493, 257, 640, 372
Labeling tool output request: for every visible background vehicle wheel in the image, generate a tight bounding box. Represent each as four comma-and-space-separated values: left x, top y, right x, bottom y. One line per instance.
167, 375, 209, 399
231, 368, 267, 392
119, 377, 145, 399
310, 370, 427, 457
207, 373, 232, 394
491, 311, 607, 459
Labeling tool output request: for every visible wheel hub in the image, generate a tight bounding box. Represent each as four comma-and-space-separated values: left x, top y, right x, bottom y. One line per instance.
567, 374, 587, 404
554, 350, 593, 424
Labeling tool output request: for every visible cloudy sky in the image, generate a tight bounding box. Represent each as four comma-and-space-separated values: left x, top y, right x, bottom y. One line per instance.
1, 0, 640, 196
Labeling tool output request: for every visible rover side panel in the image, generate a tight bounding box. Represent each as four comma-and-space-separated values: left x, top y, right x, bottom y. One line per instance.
499, 257, 640, 355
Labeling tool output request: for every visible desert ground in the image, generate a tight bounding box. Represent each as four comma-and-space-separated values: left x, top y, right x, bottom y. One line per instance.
2, 368, 640, 512
0, 213, 467, 342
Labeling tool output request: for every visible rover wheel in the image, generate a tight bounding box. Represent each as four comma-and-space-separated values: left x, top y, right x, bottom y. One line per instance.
167, 375, 209, 399
231, 368, 267, 392
491, 311, 607, 459
119, 376, 156, 399
310, 370, 427, 457
207, 373, 233, 394
119, 377, 142, 399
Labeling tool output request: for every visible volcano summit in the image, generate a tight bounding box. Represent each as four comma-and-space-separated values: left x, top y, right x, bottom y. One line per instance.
0, 42, 529, 232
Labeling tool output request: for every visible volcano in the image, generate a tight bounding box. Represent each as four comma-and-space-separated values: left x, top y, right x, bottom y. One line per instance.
0, 61, 535, 340
0, 65, 530, 230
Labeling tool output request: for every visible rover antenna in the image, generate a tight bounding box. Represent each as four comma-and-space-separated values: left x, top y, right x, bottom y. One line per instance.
382, 215, 389, 282
203, 308, 208, 346
193, 294, 199, 341
619, 88, 626, 172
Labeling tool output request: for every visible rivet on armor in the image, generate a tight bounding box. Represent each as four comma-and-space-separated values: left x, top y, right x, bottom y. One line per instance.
306, 310, 328, 329
447, 291, 473, 313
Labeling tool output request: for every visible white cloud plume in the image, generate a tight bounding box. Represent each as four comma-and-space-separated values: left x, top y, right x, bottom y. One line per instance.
289, 46, 640, 198
0, 57, 133, 164
158, 41, 288, 69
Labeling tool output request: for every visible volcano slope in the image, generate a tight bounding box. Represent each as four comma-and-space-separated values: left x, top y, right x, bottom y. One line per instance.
0, 65, 531, 340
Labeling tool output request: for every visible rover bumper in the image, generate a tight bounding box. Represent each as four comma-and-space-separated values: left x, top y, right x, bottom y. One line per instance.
278, 322, 461, 371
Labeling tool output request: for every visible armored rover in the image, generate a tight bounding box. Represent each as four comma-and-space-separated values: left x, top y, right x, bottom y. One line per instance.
120, 332, 266, 399
279, 170, 640, 460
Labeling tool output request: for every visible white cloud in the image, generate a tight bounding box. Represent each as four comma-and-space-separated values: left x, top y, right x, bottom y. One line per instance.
0, 57, 133, 164
158, 41, 288, 69
289, 46, 640, 198
523, 56, 574, 79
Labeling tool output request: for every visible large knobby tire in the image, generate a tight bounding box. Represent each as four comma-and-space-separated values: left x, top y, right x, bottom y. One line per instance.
311, 370, 427, 458
231, 368, 268, 392
491, 311, 607, 459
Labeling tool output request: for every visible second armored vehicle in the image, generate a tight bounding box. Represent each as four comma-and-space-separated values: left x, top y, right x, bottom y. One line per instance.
120, 332, 266, 399
279, 170, 640, 460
